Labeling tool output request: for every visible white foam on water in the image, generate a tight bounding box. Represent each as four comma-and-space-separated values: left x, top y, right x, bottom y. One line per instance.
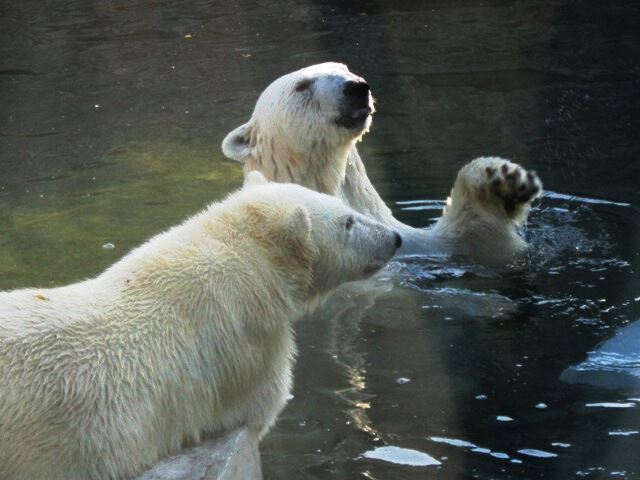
490, 452, 510, 459
585, 402, 636, 408
362, 446, 442, 467
472, 448, 491, 454
608, 430, 639, 436
542, 190, 631, 207
429, 436, 513, 461
428, 437, 477, 448
517, 449, 558, 458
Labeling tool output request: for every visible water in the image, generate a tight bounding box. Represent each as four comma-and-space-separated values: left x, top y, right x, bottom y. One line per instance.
1, 1, 639, 479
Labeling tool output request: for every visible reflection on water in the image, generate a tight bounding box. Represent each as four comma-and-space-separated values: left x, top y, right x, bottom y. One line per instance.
1, 0, 639, 479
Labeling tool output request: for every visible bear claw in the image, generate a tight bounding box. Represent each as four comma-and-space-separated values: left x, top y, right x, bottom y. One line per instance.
484, 161, 542, 214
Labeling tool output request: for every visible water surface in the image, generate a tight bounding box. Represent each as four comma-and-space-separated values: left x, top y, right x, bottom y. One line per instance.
1, 1, 639, 479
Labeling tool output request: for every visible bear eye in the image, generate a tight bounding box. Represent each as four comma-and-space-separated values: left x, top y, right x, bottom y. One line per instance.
294, 78, 314, 92
345, 215, 355, 231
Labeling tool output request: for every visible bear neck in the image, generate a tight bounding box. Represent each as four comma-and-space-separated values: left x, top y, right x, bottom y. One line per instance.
219, 210, 318, 313
103, 213, 316, 344
246, 134, 401, 228
339, 147, 397, 224
246, 133, 350, 196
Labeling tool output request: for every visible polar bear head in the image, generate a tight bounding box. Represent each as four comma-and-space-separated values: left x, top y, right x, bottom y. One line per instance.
222, 63, 373, 195
235, 172, 400, 298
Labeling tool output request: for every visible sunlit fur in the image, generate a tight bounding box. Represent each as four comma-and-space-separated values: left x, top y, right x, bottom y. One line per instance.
222, 63, 543, 265
0, 175, 399, 480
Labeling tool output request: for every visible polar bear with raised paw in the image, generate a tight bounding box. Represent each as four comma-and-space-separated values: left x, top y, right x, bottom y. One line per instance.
223, 62, 542, 265
0, 174, 400, 480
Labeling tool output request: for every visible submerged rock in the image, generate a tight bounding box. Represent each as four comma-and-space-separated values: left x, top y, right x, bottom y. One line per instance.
560, 320, 640, 389
135, 428, 261, 480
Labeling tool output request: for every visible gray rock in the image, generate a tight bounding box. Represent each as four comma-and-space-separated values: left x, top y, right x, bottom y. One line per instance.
135, 428, 261, 480
561, 320, 640, 390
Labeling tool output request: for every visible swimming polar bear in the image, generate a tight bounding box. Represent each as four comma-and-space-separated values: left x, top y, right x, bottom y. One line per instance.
0, 174, 401, 480
222, 62, 542, 265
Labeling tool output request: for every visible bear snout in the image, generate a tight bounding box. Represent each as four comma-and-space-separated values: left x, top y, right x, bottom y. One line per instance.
343, 80, 370, 101
336, 80, 373, 130
394, 231, 403, 249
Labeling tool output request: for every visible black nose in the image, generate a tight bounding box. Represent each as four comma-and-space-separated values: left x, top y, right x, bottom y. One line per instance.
394, 232, 402, 249
343, 80, 370, 100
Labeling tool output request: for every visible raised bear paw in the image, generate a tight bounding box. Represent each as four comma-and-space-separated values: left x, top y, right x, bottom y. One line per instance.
484, 159, 542, 215
452, 157, 543, 223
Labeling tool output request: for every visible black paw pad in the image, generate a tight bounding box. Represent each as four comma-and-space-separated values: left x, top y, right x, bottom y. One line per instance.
516, 185, 540, 204
505, 169, 521, 186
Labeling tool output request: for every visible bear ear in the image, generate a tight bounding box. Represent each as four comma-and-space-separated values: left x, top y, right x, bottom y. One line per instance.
283, 205, 312, 244
243, 171, 269, 189
222, 121, 254, 163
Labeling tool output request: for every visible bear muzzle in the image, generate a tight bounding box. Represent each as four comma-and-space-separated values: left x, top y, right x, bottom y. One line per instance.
394, 231, 403, 249
336, 80, 373, 130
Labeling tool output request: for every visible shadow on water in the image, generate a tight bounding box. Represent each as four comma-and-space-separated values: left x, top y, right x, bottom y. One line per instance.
1, 0, 639, 479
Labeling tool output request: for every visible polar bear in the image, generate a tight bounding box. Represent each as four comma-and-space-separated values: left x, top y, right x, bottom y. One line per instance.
0, 174, 401, 480
222, 62, 542, 265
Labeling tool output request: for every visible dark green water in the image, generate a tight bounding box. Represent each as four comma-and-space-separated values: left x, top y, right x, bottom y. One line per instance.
1, 1, 639, 479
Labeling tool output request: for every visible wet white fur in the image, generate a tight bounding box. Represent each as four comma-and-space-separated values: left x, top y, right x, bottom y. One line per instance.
0, 175, 399, 480
223, 63, 542, 265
